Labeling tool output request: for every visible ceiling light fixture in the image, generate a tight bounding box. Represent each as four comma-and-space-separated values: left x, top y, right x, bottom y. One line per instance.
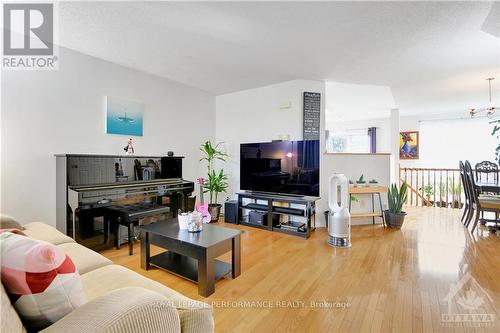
470, 77, 498, 118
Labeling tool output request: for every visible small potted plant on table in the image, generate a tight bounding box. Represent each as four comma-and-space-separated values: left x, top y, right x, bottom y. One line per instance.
384, 182, 408, 228
356, 174, 367, 187
200, 141, 228, 222
369, 179, 378, 187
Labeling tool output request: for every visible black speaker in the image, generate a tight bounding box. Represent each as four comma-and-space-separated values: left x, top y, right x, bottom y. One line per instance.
224, 200, 238, 224
160, 157, 183, 179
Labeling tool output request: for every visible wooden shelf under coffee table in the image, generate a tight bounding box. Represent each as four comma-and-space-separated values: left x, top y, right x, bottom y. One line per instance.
139, 219, 241, 297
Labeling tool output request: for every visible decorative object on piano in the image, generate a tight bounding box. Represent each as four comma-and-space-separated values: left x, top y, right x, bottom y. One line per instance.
106, 96, 143, 136
133, 159, 160, 181
187, 211, 204, 233
167, 151, 174, 157
200, 141, 228, 222
123, 138, 134, 155
146, 159, 160, 176
142, 167, 155, 180
178, 210, 190, 230
115, 158, 128, 182
195, 177, 212, 224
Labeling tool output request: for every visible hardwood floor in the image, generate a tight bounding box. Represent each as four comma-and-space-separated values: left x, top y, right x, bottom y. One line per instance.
100, 207, 500, 332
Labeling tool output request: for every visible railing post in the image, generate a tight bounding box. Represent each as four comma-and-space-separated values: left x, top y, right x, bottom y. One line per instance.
410, 169, 413, 205
420, 169, 423, 207
415, 169, 418, 207
427, 170, 431, 207
433, 169, 436, 207
458, 171, 462, 208
446, 170, 449, 208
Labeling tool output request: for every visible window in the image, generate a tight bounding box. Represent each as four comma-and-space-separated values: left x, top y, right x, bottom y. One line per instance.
326, 128, 370, 153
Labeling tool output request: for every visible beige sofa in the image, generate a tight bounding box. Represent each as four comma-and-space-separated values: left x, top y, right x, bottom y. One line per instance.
1, 221, 214, 333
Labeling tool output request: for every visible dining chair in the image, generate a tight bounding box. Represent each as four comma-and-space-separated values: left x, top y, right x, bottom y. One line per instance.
474, 160, 499, 221
475, 160, 499, 183
459, 161, 471, 225
465, 160, 500, 232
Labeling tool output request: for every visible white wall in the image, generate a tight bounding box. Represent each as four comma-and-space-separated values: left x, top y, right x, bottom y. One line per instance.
216, 79, 326, 200
325, 81, 396, 122
1, 47, 215, 226
216, 79, 391, 226
322, 153, 391, 225
399, 112, 497, 169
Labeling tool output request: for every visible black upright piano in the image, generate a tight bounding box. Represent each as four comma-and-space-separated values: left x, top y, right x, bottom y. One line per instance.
55, 154, 194, 251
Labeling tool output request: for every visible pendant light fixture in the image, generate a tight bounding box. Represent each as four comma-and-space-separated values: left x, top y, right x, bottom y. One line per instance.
470, 77, 498, 118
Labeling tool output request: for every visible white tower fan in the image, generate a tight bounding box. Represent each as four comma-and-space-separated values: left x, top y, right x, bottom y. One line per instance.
327, 174, 351, 248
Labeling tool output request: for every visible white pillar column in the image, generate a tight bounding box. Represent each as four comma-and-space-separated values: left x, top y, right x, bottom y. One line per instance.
390, 108, 400, 184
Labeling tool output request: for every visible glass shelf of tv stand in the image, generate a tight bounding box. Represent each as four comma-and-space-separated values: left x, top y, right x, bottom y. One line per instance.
240, 215, 308, 237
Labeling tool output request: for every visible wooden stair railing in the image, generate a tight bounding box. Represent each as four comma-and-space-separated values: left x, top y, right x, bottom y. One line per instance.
402, 179, 432, 207
399, 166, 463, 208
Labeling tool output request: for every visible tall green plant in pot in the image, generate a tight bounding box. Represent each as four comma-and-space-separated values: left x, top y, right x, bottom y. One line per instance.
448, 177, 463, 209
384, 182, 408, 228
200, 141, 228, 221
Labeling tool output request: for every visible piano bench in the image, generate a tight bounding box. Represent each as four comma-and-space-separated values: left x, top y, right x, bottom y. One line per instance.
104, 203, 171, 255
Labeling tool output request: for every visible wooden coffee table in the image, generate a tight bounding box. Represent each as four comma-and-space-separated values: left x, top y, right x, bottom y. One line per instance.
139, 220, 241, 297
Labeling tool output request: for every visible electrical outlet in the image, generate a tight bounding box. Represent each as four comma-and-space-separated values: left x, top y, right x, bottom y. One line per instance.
279, 101, 291, 109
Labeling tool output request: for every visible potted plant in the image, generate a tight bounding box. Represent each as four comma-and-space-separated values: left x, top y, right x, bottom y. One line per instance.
356, 174, 367, 187
448, 177, 463, 209
419, 185, 434, 206
200, 141, 228, 222
490, 119, 500, 162
435, 182, 448, 207
369, 179, 378, 187
384, 182, 408, 228
349, 180, 355, 187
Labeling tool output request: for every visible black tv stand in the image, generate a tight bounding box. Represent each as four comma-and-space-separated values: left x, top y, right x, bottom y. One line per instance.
236, 191, 319, 239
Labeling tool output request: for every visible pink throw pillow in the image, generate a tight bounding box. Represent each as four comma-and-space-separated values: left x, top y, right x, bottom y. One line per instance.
0, 231, 85, 330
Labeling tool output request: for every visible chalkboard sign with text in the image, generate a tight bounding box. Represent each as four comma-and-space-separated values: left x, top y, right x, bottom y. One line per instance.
303, 92, 321, 140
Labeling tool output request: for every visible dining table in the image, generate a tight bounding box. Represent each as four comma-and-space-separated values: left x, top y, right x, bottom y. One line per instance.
475, 181, 500, 194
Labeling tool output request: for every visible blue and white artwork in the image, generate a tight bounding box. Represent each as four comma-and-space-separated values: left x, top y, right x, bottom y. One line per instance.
106, 96, 144, 136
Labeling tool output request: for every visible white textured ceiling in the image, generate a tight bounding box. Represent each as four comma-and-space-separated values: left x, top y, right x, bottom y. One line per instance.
59, 1, 500, 116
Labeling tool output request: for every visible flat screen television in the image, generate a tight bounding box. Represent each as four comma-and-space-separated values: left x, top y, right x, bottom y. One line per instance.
240, 140, 320, 197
